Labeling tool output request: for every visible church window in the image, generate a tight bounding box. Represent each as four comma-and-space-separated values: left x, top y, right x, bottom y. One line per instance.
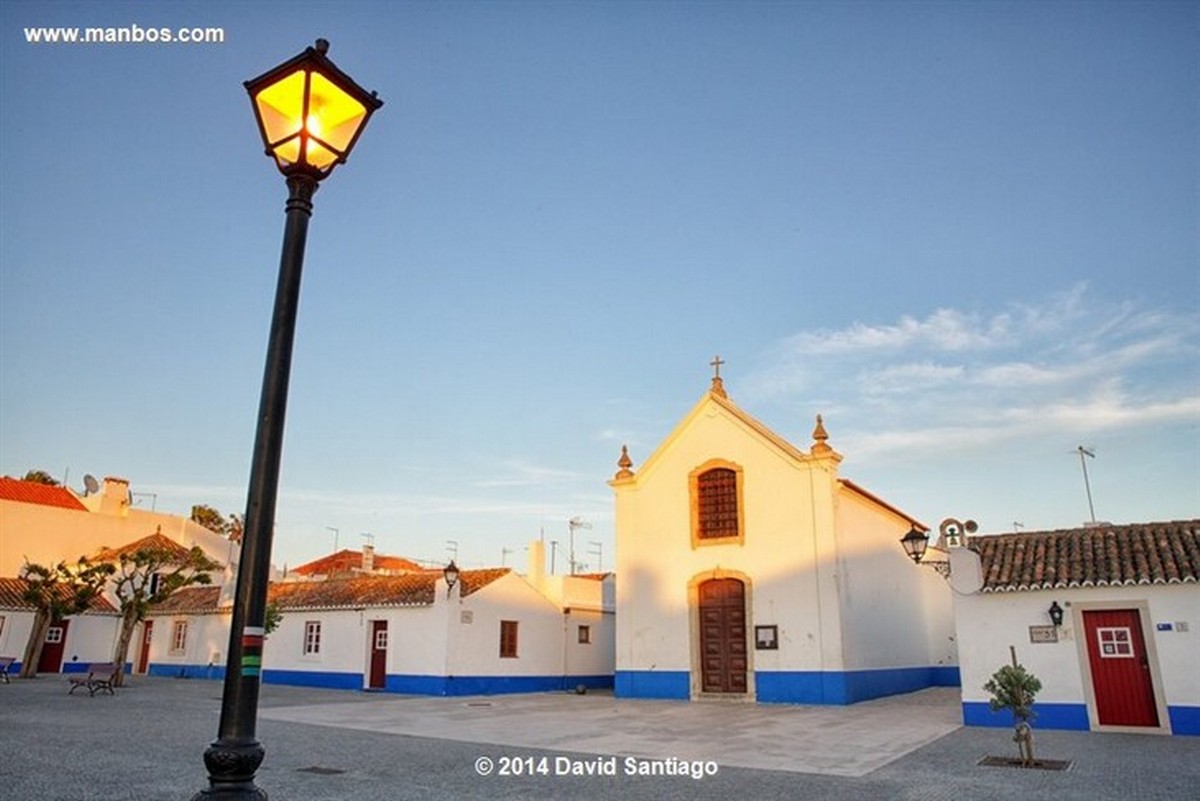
690, 461, 745, 547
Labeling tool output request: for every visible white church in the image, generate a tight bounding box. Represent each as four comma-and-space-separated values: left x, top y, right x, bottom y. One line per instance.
609, 367, 957, 704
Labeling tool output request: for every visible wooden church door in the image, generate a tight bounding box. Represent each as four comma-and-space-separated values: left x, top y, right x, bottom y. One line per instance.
699, 578, 747, 694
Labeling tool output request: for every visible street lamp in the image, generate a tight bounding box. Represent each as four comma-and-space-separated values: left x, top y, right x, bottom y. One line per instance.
193, 39, 381, 801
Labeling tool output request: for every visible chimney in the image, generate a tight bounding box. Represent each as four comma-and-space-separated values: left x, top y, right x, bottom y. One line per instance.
528, 539, 545, 591
100, 476, 131, 517
361, 544, 375, 573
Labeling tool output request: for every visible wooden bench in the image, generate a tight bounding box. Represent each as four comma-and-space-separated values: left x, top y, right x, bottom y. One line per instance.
67, 663, 119, 696
0, 656, 14, 684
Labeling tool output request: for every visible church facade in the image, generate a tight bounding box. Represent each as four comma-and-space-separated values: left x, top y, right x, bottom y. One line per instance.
610, 372, 957, 704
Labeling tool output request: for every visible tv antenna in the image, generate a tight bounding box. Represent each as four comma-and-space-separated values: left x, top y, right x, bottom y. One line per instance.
446, 539, 458, 561
568, 516, 592, 575
1076, 446, 1097, 525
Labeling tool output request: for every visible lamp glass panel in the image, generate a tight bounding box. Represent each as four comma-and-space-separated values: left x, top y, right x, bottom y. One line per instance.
303, 137, 338, 171
254, 70, 307, 147
306, 72, 368, 155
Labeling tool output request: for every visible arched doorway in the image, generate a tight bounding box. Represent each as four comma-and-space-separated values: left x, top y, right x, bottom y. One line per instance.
697, 577, 747, 694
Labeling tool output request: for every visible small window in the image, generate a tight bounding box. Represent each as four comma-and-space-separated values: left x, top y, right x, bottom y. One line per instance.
171, 621, 188, 655
374, 629, 388, 650
303, 621, 322, 655
1097, 627, 1134, 658
46, 626, 64, 644
500, 620, 519, 658
577, 625, 591, 644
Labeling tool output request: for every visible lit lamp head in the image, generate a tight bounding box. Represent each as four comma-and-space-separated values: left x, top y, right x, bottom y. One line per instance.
244, 38, 383, 180
900, 525, 930, 564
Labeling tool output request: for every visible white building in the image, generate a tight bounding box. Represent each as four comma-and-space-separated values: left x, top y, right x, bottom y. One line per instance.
944, 520, 1199, 736
609, 374, 956, 704
145, 542, 615, 694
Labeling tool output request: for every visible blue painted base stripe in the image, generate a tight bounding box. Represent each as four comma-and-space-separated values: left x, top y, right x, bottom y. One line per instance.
263, 669, 363, 690
387, 674, 613, 696
1168, 706, 1200, 736
615, 671, 690, 700
962, 701, 1090, 731
757, 666, 962, 705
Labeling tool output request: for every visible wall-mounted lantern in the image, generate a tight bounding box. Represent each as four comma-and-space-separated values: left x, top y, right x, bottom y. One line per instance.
1048, 600, 1064, 627
443, 560, 461, 597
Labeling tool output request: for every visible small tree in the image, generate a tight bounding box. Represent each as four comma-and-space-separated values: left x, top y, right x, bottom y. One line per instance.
21, 469, 60, 486
17, 558, 114, 678
98, 532, 220, 686
264, 600, 283, 636
983, 648, 1043, 765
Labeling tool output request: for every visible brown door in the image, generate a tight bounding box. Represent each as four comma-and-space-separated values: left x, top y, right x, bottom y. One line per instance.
137, 620, 154, 674
38, 619, 70, 673
368, 620, 387, 689
1083, 609, 1159, 727
698, 578, 747, 694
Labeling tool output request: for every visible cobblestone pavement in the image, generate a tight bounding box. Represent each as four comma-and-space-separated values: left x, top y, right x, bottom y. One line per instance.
1, 676, 1197, 800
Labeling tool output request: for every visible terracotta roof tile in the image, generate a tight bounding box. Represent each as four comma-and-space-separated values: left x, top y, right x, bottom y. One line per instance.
147, 586, 222, 615
92, 531, 208, 565
292, 549, 423, 576
266, 568, 510, 611
0, 477, 87, 511
972, 520, 1200, 593
0, 577, 117, 613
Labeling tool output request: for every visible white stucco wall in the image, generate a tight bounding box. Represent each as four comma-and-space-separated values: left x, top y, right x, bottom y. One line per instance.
834, 490, 956, 671
0, 610, 118, 669
956, 582, 1199, 712
0, 496, 238, 578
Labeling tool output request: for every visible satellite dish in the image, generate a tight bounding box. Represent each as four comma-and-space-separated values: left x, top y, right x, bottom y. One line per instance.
83, 474, 100, 496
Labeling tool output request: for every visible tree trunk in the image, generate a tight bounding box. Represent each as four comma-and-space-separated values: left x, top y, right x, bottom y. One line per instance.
19, 611, 52, 679
111, 607, 139, 687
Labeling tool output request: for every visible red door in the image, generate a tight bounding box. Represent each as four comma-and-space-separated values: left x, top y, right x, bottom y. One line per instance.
137, 620, 154, 673
698, 578, 747, 694
37, 619, 70, 673
1083, 609, 1159, 727
368, 620, 387, 689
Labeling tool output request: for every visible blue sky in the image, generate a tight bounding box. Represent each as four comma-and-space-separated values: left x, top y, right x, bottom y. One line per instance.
2, 1, 1196, 573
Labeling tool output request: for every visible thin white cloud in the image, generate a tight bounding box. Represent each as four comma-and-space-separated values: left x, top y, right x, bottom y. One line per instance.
745, 285, 1200, 461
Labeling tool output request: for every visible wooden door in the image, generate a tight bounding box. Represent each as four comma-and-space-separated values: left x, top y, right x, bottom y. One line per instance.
698, 578, 747, 694
137, 620, 154, 674
368, 620, 388, 689
1083, 609, 1159, 727
38, 619, 69, 673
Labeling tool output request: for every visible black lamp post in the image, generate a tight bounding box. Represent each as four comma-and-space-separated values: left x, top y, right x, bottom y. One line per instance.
193, 39, 381, 801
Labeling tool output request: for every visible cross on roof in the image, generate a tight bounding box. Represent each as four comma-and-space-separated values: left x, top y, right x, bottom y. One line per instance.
710, 355, 725, 379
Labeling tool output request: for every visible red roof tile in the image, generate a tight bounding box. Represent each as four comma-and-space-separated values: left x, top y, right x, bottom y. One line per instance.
0, 577, 117, 613
146, 586, 223, 615
972, 520, 1200, 593
292, 549, 423, 576
92, 531, 211, 565
267, 568, 510, 611
0, 477, 87, 511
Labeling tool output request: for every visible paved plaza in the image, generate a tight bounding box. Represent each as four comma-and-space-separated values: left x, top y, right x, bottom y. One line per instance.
1, 675, 1197, 800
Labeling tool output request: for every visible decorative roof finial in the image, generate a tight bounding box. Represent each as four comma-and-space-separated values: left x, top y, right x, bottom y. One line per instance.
709, 355, 727, 398
614, 445, 635, 479
811, 414, 832, 455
